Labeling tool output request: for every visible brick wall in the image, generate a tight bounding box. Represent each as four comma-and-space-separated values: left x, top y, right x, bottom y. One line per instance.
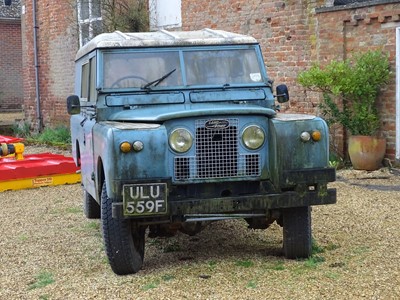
21, 0, 78, 130
0, 20, 23, 111
182, 0, 399, 161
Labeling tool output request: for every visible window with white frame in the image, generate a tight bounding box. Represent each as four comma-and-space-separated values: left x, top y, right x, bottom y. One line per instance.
77, 0, 103, 46
149, 0, 181, 31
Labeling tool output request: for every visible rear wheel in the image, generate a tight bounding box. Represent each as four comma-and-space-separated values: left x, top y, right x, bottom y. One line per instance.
282, 206, 312, 259
101, 182, 145, 275
83, 191, 100, 219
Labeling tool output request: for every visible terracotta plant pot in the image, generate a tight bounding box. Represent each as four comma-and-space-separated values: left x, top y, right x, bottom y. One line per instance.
348, 135, 386, 171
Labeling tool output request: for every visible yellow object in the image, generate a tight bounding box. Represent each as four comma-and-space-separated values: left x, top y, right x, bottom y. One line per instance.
311, 130, 321, 141
14, 143, 24, 160
120, 142, 132, 153
0, 173, 81, 192
0, 142, 25, 159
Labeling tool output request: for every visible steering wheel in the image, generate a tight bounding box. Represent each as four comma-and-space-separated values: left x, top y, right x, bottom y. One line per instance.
111, 75, 149, 88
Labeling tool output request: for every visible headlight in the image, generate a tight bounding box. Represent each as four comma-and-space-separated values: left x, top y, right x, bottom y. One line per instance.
169, 128, 193, 153
242, 125, 265, 150
300, 131, 311, 142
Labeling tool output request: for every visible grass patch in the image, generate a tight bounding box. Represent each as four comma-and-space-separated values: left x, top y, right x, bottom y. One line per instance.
325, 271, 340, 280
161, 274, 175, 282
208, 260, 217, 271
163, 242, 181, 253
142, 281, 159, 291
18, 234, 28, 242
304, 255, 326, 269
311, 238, 325, 255
266, 260, 285, 271
66, 207, 81, 214
235, 260, 254, 268
325, 242, 340, 251
28, 271, 55, 290
85, 221, 100, 230
246, 280, 257, 289
13, 123, 71, 147
12, 121, 31, 138
34, 126, 71, 146
352, 246, 370, 254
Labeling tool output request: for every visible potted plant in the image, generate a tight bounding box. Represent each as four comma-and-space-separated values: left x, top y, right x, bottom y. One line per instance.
298, 50, 391, 170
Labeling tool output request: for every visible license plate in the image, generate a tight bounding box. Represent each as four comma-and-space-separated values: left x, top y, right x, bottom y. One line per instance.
123, 183, 167, 216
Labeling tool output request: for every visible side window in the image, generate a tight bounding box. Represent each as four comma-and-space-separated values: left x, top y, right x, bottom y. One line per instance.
80, 57, 97, 101
81, 62, 90, 100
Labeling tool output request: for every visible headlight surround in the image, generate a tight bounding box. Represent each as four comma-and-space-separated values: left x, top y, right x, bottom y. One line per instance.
242, 125, 265, 150
169, 128, 193, 153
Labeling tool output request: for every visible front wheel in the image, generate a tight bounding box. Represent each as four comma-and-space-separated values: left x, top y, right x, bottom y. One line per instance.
282, 206, 312, 259
101, 182, 145, 275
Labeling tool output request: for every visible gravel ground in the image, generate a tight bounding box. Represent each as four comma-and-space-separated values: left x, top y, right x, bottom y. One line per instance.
1, 145, 399, 300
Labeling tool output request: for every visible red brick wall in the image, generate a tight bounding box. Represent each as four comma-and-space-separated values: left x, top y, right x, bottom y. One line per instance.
0, 20, 23, 111
21, 0, 78, 130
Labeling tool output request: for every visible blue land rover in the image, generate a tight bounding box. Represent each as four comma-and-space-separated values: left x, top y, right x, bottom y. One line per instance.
67, 29, 336, 275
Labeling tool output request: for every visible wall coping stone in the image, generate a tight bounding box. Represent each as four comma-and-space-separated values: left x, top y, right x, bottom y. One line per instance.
316, 0, 400, 14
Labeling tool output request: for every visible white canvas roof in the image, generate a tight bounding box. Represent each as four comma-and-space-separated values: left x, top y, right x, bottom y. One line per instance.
76, 28, 258, 60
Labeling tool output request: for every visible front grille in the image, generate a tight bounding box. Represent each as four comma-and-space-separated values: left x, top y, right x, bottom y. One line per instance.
196, 119, 238, 178
174, 118, 261, 181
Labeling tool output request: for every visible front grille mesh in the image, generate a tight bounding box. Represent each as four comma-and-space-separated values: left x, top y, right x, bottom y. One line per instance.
174, 118, 261, 181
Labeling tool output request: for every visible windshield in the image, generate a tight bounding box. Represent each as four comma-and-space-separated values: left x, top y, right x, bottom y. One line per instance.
103, 51, 181, 89
102, 47, 265, 89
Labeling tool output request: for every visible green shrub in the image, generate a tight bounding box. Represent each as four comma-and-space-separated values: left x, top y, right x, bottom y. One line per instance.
298, 50, 391, 136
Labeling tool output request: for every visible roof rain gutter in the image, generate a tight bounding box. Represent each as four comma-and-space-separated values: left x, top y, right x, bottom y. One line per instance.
33, 0, 43, 132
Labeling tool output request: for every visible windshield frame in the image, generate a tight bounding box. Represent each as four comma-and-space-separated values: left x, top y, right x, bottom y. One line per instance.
98, 45, 269, 92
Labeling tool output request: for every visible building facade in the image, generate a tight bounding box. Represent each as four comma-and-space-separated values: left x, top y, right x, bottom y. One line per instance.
0, 1, 23, 111
21, 0, 78, 129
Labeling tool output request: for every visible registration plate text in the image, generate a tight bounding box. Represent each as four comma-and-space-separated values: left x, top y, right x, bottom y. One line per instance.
123, 183, 167, 216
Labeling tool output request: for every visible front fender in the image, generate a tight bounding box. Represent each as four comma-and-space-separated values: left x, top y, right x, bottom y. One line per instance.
269, 114, 330, 188
93, 122, 169, 200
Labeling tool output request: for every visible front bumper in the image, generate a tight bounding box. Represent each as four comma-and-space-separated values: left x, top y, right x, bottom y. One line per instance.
112, 168, 336, 219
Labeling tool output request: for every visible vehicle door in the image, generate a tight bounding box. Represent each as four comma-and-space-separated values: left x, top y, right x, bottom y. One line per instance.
78, 55, 97, 197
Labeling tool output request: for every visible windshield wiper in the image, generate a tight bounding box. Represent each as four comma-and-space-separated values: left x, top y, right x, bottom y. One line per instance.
143, 69, 176, 90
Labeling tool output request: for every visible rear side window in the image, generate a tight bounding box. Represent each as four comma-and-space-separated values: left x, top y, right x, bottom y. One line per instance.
81, 62, 89, 99
80, 57, 97, 101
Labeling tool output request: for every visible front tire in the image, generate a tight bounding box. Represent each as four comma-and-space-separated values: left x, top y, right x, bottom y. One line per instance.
282, 206, 312, 259
101, 182, 145, 275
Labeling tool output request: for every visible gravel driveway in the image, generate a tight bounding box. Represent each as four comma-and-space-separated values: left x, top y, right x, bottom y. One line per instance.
1, 146, 399, 299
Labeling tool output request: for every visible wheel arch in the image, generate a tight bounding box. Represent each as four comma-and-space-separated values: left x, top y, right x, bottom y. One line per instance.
96, 156, 105, 203
74, 139, 81, 167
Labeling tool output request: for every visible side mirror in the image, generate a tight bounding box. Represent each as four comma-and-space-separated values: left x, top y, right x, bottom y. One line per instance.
276, 84, 289, 103
67, 95, 81, 115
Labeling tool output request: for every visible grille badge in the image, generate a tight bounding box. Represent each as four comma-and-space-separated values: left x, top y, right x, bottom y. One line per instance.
205, 119, 229, 130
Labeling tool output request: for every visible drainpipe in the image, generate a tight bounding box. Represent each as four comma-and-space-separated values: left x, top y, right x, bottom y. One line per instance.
32, 0, 43, 132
